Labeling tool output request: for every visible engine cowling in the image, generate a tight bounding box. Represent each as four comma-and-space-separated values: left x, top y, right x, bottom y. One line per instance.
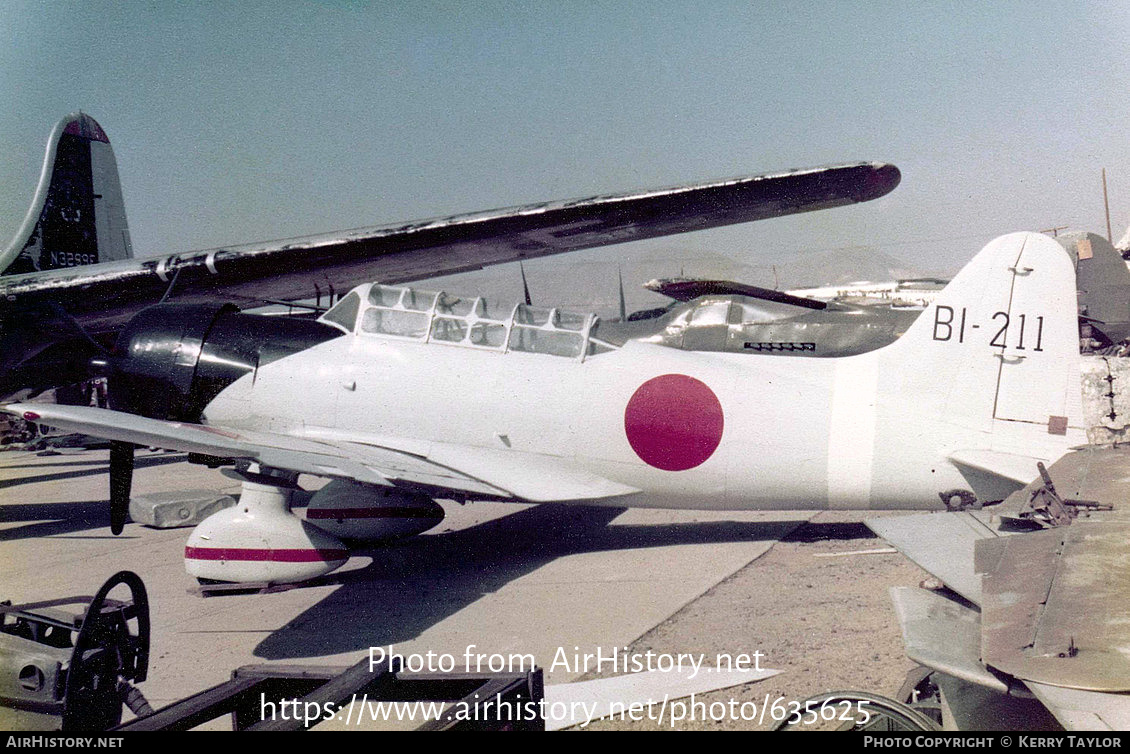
305, 481, 445, 542
102, 303, 344, 421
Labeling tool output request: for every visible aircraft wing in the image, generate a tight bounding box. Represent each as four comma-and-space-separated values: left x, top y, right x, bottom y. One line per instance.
872, 446, 1130, 730
642, 277, 829, 309
889, 584, 1130, 731
976, 522, 1130, 693
1, 403, 640, 503
0, 162, 899, 337
1024, 683, 1130, 731
867, 510, 1005, 605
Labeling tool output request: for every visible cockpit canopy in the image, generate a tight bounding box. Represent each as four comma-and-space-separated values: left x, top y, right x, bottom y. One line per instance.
318, 283, 617, 359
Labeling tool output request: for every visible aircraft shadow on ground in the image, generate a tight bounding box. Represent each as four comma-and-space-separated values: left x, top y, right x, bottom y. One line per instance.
0, 455, 189, 540
782, 520, 879, 542
0, 501, 117, 540
254, 503, 803, 660
0, 454, 185, 490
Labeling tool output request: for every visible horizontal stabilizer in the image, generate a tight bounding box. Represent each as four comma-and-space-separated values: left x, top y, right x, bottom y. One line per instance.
866, 511, 1003, 604
947, 449, 1050, 486
889, 586, 1006, 693
1026, 683, 1130, 731
643, 278, 828, 310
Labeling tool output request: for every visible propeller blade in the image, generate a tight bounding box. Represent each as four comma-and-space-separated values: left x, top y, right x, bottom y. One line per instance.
519, 261, 533, 306
618, 266, 627, 321
109, 441, 135, 535
44, 302, 112, 355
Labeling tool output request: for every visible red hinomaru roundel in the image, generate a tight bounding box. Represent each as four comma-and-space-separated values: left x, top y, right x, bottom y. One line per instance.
623, 374, 724, 471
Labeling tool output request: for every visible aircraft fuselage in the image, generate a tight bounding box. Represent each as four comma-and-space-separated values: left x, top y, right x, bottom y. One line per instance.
204, 231, 1086, 512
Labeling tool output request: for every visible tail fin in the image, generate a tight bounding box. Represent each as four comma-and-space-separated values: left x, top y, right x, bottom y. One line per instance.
0, 112, 132, 275
1057, 231, 1130, 344
877, 231, 1081, 453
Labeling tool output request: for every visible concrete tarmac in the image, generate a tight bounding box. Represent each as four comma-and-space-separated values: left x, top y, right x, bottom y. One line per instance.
3, 446, 887, 729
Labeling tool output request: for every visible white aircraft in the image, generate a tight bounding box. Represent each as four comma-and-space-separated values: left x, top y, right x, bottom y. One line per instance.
2, 230, 1087, 584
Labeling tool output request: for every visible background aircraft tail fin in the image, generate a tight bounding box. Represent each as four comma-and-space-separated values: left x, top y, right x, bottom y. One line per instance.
0, 112, 132, 275
878, 231, 1081, 439
1056, 231, 1130, 344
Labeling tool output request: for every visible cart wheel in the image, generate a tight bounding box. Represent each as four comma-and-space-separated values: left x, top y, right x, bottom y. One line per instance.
61, 571, 150, 731
771, 690, 942, 732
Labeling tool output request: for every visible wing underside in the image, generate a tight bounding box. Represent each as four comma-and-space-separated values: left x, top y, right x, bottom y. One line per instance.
1, 162, 900, 334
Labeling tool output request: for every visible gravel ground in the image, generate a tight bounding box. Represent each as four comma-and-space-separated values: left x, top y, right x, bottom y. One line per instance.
580, 510, 930, 730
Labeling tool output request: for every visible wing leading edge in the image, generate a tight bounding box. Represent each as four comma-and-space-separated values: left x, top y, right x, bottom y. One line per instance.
0, 162, 900, 335
1, 403, 640, 504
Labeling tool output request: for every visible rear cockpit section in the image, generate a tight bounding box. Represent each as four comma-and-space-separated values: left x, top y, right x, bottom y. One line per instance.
318, 283, 619, 359
627, 293, 919, 357
319, 290, 361, 332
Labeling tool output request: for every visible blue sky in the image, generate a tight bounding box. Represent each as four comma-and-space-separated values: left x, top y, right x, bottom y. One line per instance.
2, 1, 1128, 276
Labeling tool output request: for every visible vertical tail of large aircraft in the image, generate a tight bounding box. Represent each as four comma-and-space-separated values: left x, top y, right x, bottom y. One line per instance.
0, 112, 132, 276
